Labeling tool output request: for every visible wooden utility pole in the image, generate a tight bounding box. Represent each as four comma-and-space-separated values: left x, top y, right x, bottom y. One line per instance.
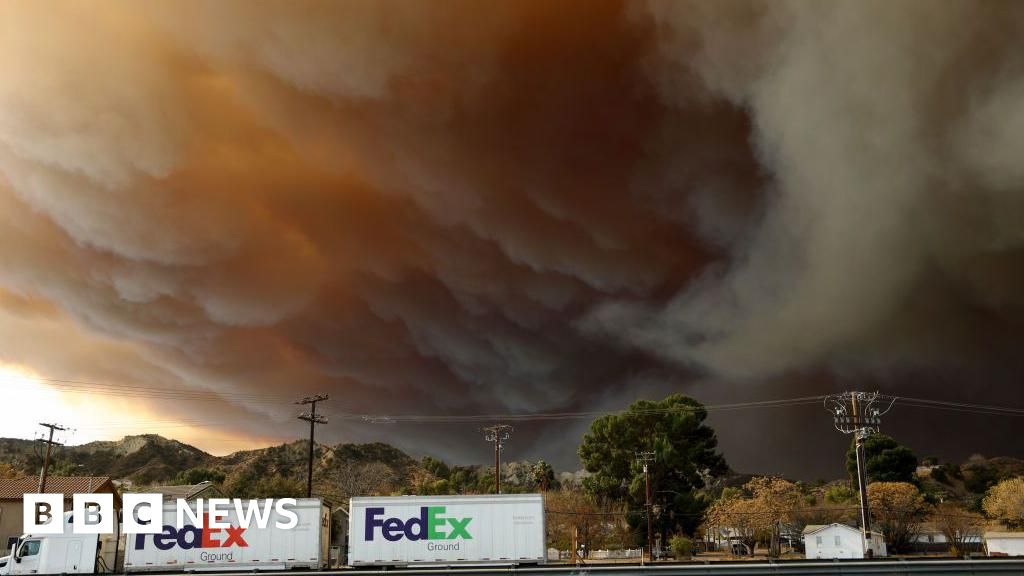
483, 425, 512, 494
636, 450, 656, 562
296, 394, 329, 498
851, 392, 873, 558
824, 391, 892, 560
37, 423, 67, 493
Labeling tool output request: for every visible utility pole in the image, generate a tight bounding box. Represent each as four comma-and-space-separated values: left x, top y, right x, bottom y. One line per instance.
482, 425, 512, 494
635, 450, 656, 562
824, 391, 894, 559
297, 394, 329, 498
37, 423, 67, 493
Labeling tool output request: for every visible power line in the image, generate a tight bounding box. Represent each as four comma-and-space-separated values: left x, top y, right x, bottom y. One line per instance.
884, 396, 1024, 417
0, 375, 297, 404
350, 396, 828, 424
546, 506, 986, 519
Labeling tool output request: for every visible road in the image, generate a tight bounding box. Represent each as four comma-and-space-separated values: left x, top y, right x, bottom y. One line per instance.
186, 560, 1024, 576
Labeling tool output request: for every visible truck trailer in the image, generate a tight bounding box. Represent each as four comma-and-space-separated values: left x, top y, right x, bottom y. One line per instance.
348, 493, 545, 566
1, 498, 330, 574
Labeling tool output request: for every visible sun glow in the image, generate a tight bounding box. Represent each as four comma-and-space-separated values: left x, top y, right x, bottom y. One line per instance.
0, 363, 286, 455
0, 364, 118, 445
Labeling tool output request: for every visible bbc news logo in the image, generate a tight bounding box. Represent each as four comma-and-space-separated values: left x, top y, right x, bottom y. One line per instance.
23, 495, 298, 536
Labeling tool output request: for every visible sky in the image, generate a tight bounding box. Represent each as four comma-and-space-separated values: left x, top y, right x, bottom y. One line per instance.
0, 0, 1023, 480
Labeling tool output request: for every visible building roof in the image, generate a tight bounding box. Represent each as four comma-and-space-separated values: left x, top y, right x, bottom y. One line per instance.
803, 523, 883, 538
0, 476, 117, 501
138, 481, 224, 501
985, 532, 1024, 539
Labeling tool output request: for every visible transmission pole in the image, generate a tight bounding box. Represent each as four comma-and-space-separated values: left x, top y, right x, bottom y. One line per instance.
635, 450, 656, 562
37, 423, 67, 493
297, 394, 329, 498
483, 425, 512, 494
824, 391, 894, 559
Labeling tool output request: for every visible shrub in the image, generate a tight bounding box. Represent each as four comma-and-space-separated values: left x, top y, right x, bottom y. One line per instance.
670, 535, 693, 560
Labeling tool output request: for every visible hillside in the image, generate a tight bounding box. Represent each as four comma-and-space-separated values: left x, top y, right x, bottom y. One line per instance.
0, 435, 427, 498
1, 434, 577, 502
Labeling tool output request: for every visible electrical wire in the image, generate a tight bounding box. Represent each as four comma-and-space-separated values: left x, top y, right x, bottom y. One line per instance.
331, 396, 828, 424
8, 368, 1024, 430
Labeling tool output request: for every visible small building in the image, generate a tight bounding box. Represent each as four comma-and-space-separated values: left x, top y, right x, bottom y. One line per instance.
137, 481, 224, 502
985, 532, 1024, 556
911, 525, 983, 554
710, 527, 755, 555
0, 476, 120, 552
803, 523, 887, 559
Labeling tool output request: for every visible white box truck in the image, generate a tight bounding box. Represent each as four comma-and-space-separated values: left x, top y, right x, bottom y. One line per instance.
125, 498, 330, 572
348, 494, 545, 566
1, 499, 329, 574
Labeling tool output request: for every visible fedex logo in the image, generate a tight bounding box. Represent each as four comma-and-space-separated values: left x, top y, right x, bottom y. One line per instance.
365, 507, 472, 542
134, 514, 248, 551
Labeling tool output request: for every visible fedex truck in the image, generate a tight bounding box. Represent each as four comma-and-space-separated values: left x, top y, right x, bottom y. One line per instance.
348, 494, 545, 566
1, 499, 329, 574
125, 499, 329, 572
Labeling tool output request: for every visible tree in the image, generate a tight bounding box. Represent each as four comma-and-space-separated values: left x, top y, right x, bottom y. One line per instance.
333, 461, 398, 501
824, 484, 856, 504
0, 462, 20, 479
706, 493, 759, 556
421, 456, 450, 480
846, 434, 917, 484
983, 477, 1024, 529
749, 477, 802, 557
545, 489, 630, 555
867, 482, 926, 553
532, 460, 557, 491
931, 503, 985, 556
704, 477, 801, 557
175, 467, 226, 485
227, 472, 304, 498
579, 394, 727, 540
669, 535, 693, 560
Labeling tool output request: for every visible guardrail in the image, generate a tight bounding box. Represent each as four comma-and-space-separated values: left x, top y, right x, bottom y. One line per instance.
320, 559, 1024, 575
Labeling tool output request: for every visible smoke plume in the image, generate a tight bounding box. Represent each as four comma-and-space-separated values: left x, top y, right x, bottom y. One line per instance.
0, 0, 1022, 477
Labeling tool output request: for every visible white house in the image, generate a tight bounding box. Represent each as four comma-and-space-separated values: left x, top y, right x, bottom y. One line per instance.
911, 525, 983, 554
985, 532, 1024, 556
803, 524, 887, 559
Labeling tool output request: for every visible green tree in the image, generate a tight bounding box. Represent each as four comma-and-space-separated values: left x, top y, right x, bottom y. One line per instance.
421, 456, 450, 480
579, 394, 727, 540
175, 467, 226, 485
846, 434, 917, 484
228, 472, 304, 499
824, 484, 856, 504
669, 535, 692, 559
532, 460, 556, 491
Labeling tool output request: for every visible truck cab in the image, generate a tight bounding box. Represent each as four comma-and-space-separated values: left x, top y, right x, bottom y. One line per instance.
3, 512, 117, 575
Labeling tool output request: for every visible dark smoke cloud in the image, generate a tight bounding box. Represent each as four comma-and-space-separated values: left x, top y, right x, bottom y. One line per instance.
0, 0, 1022, 477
